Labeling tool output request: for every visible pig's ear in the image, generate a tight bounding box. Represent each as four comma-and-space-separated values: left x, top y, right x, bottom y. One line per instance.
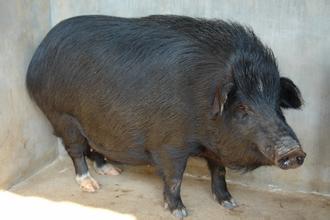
211, 82, 234, 119
280, 77, 303, 109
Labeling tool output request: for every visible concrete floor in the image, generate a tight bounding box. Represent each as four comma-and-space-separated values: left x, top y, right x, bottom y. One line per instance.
1, 157, 329, 220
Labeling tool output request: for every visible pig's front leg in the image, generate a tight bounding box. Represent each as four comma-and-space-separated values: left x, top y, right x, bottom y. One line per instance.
206, 159, 238, 209
151, 146, 189, 218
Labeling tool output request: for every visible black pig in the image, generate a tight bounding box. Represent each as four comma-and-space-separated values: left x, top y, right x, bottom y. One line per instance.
26, 15, 306, 218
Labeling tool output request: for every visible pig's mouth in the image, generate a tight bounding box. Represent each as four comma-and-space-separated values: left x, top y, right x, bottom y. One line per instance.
276, 148, 306, 170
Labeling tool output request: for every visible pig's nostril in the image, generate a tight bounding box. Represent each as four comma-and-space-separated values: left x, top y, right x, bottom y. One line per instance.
277, 157, 290, 169
296, 156, 305, 165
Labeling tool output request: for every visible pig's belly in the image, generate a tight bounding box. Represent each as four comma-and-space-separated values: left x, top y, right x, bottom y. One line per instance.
90, 142, 152, 165
105, 148, 152, 165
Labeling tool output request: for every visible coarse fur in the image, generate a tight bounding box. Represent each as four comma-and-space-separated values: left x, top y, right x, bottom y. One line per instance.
26, 15, 305, 217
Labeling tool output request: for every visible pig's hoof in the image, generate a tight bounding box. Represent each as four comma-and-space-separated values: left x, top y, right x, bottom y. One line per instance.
94, 162, 122, 176
76, 173, 100, 192
221, 198, 238, 209
172, 208, 188, 219
213, 193, 238, 209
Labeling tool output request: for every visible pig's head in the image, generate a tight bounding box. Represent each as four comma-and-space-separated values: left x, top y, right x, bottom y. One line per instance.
211, 49, 306, 170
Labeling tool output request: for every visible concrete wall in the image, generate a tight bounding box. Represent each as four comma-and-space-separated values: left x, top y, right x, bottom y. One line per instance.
0, 1, 58, 189
1, 0, 329, 195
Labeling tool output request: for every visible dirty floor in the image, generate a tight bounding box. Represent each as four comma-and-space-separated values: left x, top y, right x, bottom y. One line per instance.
1, 157, 329, 220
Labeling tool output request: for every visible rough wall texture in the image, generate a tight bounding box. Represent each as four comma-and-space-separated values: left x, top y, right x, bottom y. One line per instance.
1, 0, 329, 195
0, 1, 58, 189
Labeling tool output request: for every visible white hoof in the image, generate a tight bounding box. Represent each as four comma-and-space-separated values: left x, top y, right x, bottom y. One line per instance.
172, 208, 188, 219
94, 162, 122, 176
222, 198, 238, 209
76, 172, 100, 192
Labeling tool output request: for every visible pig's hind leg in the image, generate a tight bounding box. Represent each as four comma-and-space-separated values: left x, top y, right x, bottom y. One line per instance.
51, 113, 100, 192
206, 159, 238, 209
86, 150, 121, 176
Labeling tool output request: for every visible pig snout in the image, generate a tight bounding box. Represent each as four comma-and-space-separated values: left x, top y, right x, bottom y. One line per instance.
273, 136, 306, 170
276, 147, 306, 170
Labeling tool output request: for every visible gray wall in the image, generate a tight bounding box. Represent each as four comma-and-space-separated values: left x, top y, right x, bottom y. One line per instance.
1, 0, 329, 195
0, 1, 59, 189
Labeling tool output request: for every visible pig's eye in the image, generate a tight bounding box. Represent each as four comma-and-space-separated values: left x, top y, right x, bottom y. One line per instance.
236, 104, 253, 117
237, 104, 250, 112
236, 104, 252, 119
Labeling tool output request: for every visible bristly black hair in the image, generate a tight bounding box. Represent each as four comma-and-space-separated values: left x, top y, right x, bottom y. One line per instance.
146, 15, 281, 106
228, 26, 280, 105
